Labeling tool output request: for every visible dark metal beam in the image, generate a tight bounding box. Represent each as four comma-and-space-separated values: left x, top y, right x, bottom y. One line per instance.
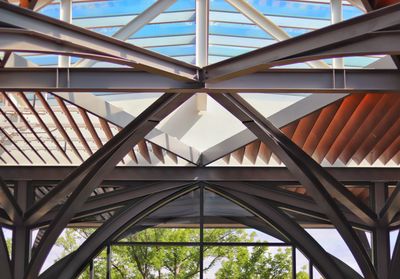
1, 68, 400, 93
0, 68, 200, 92
0, 2, 198, 81
372, 182, 390, 279
203, 3, 400, 82
279, 31, 400, 66
0, 166, 399, 182
211, 181, 369, 229
36, 181, 194, 227
12, 181, 34, 279
0, 178, 22, 223
210, 93, 377, 278
25, 93, 193, 279
380, 182, 400, 224
0, 28, 130, 66
206, 69, 400, 93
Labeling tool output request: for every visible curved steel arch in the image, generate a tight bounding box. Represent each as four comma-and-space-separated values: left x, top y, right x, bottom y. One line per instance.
39, 185, 198, 279
206, 184, 362, 279
210, 93, 377, 279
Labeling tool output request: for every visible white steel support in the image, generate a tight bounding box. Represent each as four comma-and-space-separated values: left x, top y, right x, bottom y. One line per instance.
225, 0, 329, 69
58, 0, 72, 67
196, 0, 209, 112
331, 0, 344, 69
75, 0, 177, 68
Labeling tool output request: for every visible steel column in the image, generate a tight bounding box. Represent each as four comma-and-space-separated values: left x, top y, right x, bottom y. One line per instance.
12, 181, 34, 279
58, 0, 72, 67
372, 182, 389, 279
330, 0, 344, 69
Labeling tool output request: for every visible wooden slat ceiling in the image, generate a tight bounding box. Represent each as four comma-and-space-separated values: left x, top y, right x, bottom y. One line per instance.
0, 92, 190, 166
223, 94, 400, 166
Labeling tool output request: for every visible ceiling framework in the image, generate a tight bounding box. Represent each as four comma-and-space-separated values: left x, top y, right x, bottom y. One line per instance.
0, 1, 399, 279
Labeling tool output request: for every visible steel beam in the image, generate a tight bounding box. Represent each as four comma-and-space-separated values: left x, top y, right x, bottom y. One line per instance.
211, 181, 368, 228
203, 3, 400, 82
279, 31, 400, 66
380, 182, 400, 224
52, 92, 201, 164
36, 181, 194, 227
0, 1, 198, 81
210, 93, 377, 278
205, 69, 400, 93
0, 178, 22, 222
0, 68, 200, 92
0, 28, 131, 66
0, 166, 398, 182
0, 68, 399, 93
25, 93, 193, 279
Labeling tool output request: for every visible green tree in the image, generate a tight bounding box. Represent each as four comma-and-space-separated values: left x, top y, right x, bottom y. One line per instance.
55, 228, 308, 279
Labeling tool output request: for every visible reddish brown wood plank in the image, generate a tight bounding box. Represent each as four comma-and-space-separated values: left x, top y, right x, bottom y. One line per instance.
314, 94, 364, 163
327, 94, 382, 164
304, 101, 342, 157
340, 94, 397, 164
353, 97, 400, 164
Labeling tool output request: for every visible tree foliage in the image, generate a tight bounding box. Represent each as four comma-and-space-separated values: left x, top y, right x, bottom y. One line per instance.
54, 228, 309, 279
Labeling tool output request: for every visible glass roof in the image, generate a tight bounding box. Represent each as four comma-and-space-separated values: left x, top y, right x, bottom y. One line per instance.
15, 0, 380, 67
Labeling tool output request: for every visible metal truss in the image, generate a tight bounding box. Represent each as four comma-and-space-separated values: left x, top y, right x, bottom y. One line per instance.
0, 1, 399, 279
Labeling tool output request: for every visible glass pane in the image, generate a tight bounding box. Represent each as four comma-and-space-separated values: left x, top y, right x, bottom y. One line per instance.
111, 245, 200, 279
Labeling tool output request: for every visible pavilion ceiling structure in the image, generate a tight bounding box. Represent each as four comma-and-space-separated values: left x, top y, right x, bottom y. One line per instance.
0, 0, 400, 279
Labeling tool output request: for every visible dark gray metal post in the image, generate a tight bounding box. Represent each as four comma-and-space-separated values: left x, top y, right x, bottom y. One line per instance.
372, 182, 390, 279
199, 185, 204, 279
12, 181, 34, 279
106, 244, 111, 279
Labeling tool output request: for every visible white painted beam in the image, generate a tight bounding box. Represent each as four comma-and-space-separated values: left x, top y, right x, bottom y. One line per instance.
331, 0, 344, 69
196, 0, 209, 112
58, 0, 71, 67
